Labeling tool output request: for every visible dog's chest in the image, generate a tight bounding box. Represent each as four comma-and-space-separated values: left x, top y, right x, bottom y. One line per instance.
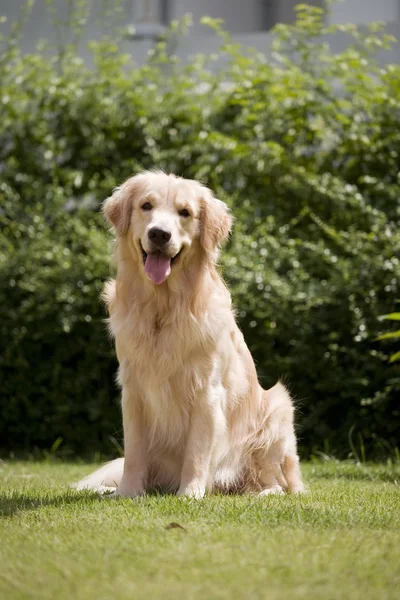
113, 303, 214, 378
137, 353, 214, 450
114, 306, 214, 444
141, 375, 191, 449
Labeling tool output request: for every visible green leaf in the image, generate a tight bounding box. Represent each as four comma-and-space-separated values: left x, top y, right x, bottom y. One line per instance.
389, 351, 400, 363
50, 436, 64, 453
380, 313, 400, 321
375, 330, 400, 341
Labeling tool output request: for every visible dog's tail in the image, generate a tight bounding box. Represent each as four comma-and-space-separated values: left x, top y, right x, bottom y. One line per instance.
72, 458, 124, 492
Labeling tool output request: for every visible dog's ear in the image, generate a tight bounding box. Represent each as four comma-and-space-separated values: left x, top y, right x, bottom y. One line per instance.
102, 185, 133, 236
103, 175, 148, 235
200, 188, 232, 253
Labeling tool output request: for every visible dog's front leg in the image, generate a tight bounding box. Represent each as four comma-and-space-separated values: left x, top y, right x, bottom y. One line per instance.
178, 386, 225, 499
116, 387, 148, 498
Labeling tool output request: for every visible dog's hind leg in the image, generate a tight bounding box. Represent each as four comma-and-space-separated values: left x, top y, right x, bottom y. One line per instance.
282, 453, 304, 494
257, 448, 304, 495
258, 470, 285, 495
255, 441, 287, 495
256, 383, 304, 495
256, 438, 304, 495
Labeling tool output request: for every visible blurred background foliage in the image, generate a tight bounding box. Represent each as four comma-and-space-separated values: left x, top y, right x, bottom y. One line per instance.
0, 3, 399, 459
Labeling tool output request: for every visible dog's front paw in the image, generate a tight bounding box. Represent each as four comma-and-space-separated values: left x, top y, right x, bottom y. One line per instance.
177, 481, 206, 499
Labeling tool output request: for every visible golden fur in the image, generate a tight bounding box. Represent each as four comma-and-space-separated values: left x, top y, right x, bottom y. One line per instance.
75, 171, 304, 497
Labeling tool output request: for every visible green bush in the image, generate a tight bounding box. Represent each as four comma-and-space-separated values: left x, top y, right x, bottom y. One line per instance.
1, 3, 399, 458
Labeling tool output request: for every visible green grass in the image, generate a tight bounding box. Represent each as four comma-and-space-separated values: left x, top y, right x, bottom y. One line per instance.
1, 461, 399, 599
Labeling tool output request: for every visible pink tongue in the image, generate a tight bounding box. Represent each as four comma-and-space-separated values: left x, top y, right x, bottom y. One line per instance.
144, 252, 171, 285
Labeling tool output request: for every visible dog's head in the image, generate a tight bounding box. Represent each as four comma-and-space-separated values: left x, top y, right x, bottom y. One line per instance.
103, 171, 232, 285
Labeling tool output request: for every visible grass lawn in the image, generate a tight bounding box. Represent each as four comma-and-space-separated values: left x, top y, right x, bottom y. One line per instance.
0, 461, 399, 599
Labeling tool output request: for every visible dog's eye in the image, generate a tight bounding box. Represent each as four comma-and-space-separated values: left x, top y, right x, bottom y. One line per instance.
179, 208, 190, 218
141, 202, 153, 211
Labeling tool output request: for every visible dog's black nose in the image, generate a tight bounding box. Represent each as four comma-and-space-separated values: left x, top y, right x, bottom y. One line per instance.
148, 227, 171, 246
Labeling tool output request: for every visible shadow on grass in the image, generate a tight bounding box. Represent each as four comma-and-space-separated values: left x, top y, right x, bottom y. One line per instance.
0, 490, 104, 518
0, 487, 177, 518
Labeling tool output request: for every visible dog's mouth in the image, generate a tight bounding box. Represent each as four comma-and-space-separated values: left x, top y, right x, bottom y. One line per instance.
141, 244, 183, 285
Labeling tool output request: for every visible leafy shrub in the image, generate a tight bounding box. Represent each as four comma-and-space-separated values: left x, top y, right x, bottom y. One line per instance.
0, 187, 119, 454
1, 3, 399, 458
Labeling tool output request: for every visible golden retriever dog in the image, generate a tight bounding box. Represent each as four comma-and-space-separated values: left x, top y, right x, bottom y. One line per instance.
76, 171, 304, 498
